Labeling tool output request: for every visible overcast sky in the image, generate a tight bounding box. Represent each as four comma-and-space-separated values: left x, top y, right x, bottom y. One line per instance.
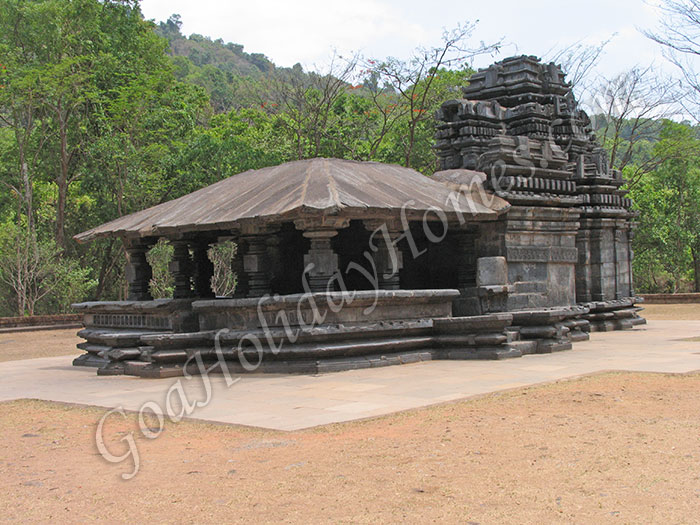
139, 0, 674, 80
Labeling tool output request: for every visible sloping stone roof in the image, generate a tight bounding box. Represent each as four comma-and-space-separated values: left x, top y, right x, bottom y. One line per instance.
75, 158, 509, 242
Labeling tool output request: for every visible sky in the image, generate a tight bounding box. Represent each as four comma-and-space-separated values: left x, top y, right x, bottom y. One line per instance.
139, 0, 675, 81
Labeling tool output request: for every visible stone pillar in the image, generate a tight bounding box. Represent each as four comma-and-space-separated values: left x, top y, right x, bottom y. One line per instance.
170, 240, 194, 299
589, 223, 606, 302
613, 219, 632, 299
243, 236, 270, 297
124, 238, 154, 301
628, 224, 636, 297
575, 225, 593, 303
266, 234, 282, 292
295, 218, 349, 293
364, 220, 404, 290
456, 229, 477, 290
231, 236, 249, 298
239, 225, 279, 297
191, 238, 215, 298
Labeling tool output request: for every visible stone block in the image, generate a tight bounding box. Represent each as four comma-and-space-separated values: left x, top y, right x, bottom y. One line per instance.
477, 256, 508, 286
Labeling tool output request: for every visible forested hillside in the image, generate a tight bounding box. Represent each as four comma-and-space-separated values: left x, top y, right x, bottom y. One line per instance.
0, 0, 698, 317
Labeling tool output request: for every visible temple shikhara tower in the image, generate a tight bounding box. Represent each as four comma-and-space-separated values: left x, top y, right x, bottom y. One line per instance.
434, 55, 639, 325
71, 56, 645, 378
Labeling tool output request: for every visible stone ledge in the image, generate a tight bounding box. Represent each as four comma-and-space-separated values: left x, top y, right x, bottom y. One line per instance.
192, 289, 461, 310
0, 313, 81, 328
72, 299, 196, 313
640, 293, 700, 304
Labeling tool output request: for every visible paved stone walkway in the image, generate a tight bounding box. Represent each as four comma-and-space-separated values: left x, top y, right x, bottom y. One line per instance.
1, 320, 699, 431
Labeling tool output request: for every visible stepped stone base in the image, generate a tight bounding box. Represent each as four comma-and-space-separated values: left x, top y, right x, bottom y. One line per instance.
580, 298, 647, 332
89, 312, 518, 378
507, 306, 589, 354
72, 353, 110, 368
71, 291, 645, 378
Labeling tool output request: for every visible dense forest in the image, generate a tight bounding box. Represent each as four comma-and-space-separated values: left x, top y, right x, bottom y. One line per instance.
0, 0, 699, 317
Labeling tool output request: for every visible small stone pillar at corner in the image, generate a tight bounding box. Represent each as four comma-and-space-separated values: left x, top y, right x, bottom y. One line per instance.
364, 220, 404, 290
477, 256, 508, 287
456, 229, 477, 290
124, 238, 154, 301
476, 256, 510, 313
191, 238, 216, 298
170, 240, 194, 299
296, 218, 349, 293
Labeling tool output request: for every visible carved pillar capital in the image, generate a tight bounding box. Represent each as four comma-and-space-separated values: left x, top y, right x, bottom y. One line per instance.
295, 217, 349, 293
293, 216, 350, 232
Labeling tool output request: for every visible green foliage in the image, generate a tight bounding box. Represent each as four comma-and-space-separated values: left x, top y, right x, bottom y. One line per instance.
175, 108, 293, 188
5, 0, 696, 312
157, 16, 273, 76
155, 14, 272, 112
628, 120, 700, 292
0, 0, 210, 307
0, 220, 95, 316
146, 239, 173, 299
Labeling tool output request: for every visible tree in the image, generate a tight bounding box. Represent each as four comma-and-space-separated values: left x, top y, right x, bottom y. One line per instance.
589, 66, 681, 187
0, 39, 48, 313
0, 220, 94, 315
644, 0, 700, 121
0, 0, 180, 250
262, 55, 359, 160
76, 70, 209, 300
544, 37, 614, 102
364, 22, 499, 170
173, 107, 292, 190
0, 0, 211, 308
369, 67, 473, 173
629, 120, 700, 292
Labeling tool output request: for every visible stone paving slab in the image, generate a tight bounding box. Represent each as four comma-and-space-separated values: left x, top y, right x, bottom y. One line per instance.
1, 320, 699, 431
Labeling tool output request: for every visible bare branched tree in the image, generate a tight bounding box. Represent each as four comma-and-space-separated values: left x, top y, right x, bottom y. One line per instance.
644, 0, 700, 120
0, 232, 83, 316
258, 52, 360, 160
365, 21, 501, 168
209, 240, 237, 297
588, 66, 682, 186
544, 36, 615, 100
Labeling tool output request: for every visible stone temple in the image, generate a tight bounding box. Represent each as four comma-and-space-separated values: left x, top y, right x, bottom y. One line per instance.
72, 56, 645, 378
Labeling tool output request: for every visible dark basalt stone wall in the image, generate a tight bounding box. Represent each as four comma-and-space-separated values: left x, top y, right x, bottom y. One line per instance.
434, 55, 642, 324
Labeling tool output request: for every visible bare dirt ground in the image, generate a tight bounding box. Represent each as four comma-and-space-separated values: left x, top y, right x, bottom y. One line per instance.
0, 329, 81, 363
1, 371, 700, 524
640, 303, 700, 320
1, 305, 699, 523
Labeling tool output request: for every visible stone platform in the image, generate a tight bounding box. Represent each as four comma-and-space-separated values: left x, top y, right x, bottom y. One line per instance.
71, 290, 617, 378
1, 320, 698, 431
